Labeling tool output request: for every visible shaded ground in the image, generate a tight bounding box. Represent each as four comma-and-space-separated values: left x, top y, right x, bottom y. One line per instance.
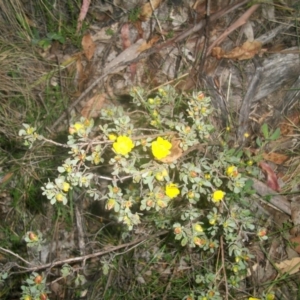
0, 1, 300, 299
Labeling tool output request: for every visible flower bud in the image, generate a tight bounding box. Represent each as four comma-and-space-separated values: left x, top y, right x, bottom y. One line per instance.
155, 172, 164, 181
40, 293, 48, 300
194, 224, 203, 232
29, 232, 38, 241
174, 227, 181, 234
55, 193, 64, 202
106, 199, 115, 210
34, 275, 43, 284
62, 182, 70, 192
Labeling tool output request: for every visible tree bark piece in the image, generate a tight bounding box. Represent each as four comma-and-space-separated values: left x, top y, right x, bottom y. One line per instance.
252, 178, 291, 216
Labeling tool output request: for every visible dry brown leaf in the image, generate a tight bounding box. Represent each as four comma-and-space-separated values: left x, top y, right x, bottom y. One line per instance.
76, 57, 88, 92
0, 172, 13, 185
103, 39, 144, 74
279, 111, 300, 135
82, 33, 95, 61
212, 40, 262, 60
211, 47, 224, 60
140, 0, 162, 21
81, 93, 107, 118
275, 257, 300, 275
262, 152, 289, 165
138, 36, 160, 52
259, 161, 280, 192
159, 138, 183, 163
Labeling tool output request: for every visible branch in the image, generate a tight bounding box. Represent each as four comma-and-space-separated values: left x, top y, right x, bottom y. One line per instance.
0, 231, 168, 274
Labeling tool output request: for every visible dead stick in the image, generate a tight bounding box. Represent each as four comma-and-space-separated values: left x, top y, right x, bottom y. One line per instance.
207, 4, 260, 55
0, 230, 168, 274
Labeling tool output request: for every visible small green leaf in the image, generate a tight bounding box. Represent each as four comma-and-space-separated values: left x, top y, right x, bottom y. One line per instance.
256, 137, 262, 147
181, 237, 188, 246
261, 123, 269, 139
270, 128, 280, 141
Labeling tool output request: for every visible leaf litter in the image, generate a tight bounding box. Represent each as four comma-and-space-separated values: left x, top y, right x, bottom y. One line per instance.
1, 0, 300, 299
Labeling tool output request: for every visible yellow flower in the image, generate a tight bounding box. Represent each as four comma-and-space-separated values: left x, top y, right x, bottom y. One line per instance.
26, 127, 35, 135
63, 164, 72, 173
93, 153, 101, 165
74, 122, 84, 132
158, 88, 166, 96
244, 132, 250, 138
209, 218, 216, 225
247, 160, 253, 166
194, 224, 203, 232
69, 122, 85, 135
155, 172, 164, 181
212, 190, 225, 202
248, 298, 260, 300
226, 166, 238, 177
148, 98, 155, 104
106, 199, 115, 210
108, 134, 117, 141
157, 199, 167, 208
265, 293, 275, 300
161, 169, 168, 177
113, 136, 134, 156
165, 183, 180, 199
155, 169, 168, 181
62, 182, 70, 192
55, 193, 64, 202
152, 110, 158, 117
151, 137, 172, 160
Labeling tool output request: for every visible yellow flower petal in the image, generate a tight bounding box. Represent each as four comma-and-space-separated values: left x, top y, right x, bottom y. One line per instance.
113, 136, 134, 156
165, 183, 180, 199
151, 137, 172, 160
226, 166, 238, 177
108, 134, 117, 141
62, 182, 70, 192
212, 190, 225, 202
74, 122, 84, 131
55, 193, 64, 202
194, 224, 203, 232
106, 199, 116, 210
69, 122, 85, 135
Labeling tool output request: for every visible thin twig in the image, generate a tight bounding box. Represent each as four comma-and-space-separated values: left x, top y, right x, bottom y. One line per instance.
0, 247, 35, 266
207, 4, 260, 56
0, 231, 168, 274
220, 236, 229, 300
237, 57, 263, 145
149, 0, 165, 41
